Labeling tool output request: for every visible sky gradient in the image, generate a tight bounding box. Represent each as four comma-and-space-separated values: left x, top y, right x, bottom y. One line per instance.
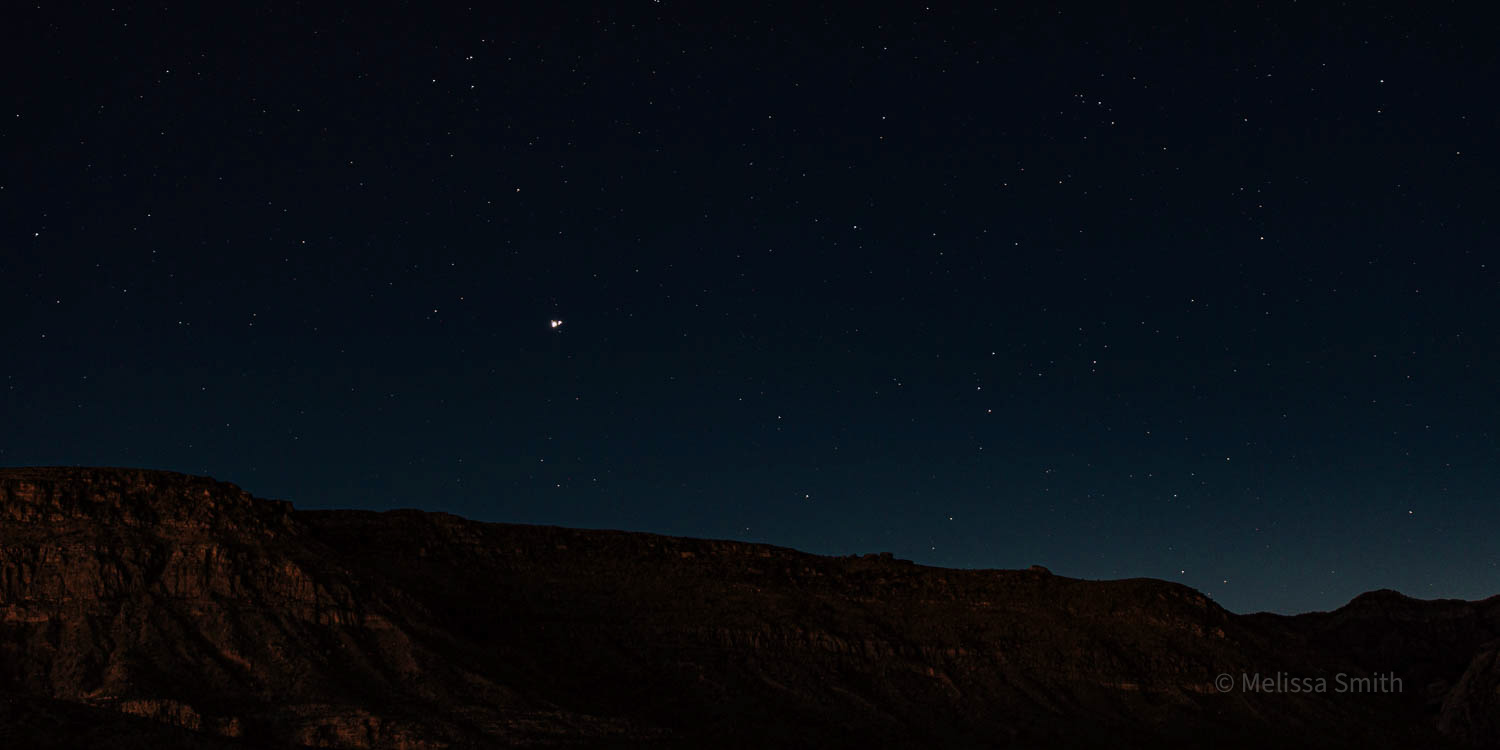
4, 3, 1496, 613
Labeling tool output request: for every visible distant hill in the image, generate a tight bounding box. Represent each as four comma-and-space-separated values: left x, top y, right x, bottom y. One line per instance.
2, 467, 1496, 748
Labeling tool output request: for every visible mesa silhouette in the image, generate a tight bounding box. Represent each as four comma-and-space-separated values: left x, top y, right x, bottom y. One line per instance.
1, 467, 1496, 748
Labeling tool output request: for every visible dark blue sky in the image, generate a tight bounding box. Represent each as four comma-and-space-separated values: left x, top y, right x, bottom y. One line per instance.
4, 2, 1496, 613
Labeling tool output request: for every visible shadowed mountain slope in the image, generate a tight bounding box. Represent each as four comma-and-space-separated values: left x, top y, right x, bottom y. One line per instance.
2, 468, 1496, 748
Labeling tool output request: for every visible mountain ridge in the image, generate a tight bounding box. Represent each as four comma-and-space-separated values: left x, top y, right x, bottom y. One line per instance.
2, 466, 1496, 748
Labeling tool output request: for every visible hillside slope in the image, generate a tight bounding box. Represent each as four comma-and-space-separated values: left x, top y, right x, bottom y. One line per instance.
2, 467, 1495, 748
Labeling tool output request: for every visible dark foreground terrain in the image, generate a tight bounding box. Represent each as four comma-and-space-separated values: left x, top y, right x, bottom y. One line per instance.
1, 467, 1496, 748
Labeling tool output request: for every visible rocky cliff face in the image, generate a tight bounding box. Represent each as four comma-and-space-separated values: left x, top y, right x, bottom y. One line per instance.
1, 467, 1496, 748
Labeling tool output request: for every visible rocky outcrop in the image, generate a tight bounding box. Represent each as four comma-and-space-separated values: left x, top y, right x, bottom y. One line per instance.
1, 467, 1496, 748
1439, 642, 1500, 745
0, 691, 246, 749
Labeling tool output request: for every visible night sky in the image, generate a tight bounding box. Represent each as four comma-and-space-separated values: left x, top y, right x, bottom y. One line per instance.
5, 3, 1496, 614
